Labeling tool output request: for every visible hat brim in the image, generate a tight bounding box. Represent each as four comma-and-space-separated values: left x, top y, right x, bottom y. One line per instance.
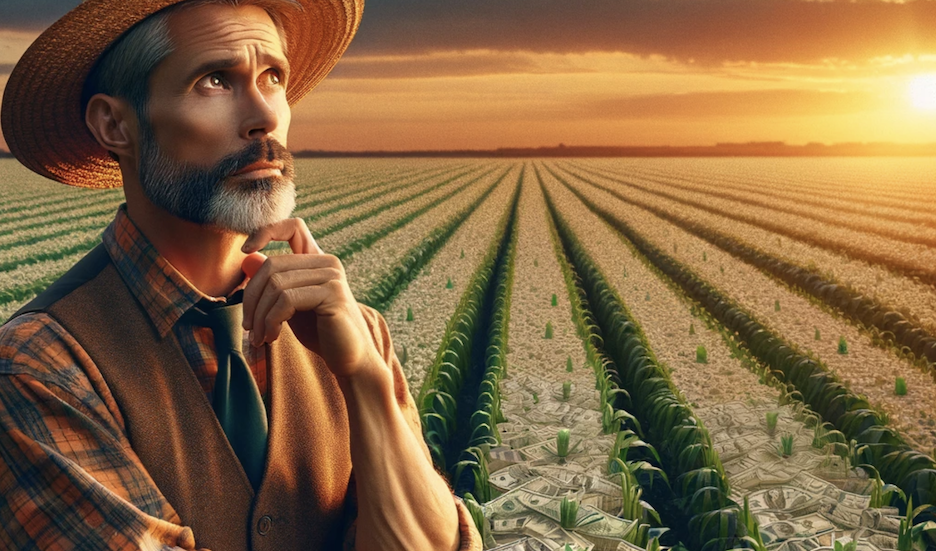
0, 0, 362, 189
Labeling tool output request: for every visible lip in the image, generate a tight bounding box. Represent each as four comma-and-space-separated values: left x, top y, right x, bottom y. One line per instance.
231, 161, 284, 178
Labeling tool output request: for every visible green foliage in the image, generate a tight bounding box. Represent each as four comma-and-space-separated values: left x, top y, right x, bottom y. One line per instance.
560, 496, 579, 530
896, 377, 908, 396
703, 251, 707, 262
645, 292, 651, 301
834, 541, 857, 551
815, 327, 821, 341
462, 493, 491, 544
562, 381, 571, 401
689, 323, 695, 335
566, 356, 574, 373
533, 258, 538, 267
532, 392, 539, 404
557, 428, 571, 457
551, 293, 558, 306
446, 277, 453, 289
623, 266, 628, 278
460, 249, 464, 258
696, 345, 708, 364
399, 344, 408, 366
779, 434, 794, 457
774, 299, 781, 312
838, 335, 848, 354
406, 307, 414, 322
544, 321, 554, 339
766, 411, 778, 436
741, 496, 768, 551
720, 265, 724, 274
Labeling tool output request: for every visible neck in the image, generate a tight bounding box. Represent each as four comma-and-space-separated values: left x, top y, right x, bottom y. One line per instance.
125, 191, 249, 298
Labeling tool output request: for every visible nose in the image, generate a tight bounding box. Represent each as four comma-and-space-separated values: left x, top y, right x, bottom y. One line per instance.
240, 82, 280, 140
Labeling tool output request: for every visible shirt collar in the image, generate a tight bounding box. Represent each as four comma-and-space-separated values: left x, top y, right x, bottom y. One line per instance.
102, 205, 244, 337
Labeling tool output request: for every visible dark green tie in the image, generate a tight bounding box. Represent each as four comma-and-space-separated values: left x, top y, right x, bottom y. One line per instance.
184, 294, 268, 490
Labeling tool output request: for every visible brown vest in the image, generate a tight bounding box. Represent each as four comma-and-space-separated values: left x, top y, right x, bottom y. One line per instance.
16, 245, 356, 550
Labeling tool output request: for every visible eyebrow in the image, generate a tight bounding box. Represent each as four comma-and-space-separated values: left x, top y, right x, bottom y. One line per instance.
184, 52, 290, 84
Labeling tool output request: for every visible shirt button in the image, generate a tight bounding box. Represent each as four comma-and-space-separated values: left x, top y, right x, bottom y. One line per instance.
257, 515, 273, 535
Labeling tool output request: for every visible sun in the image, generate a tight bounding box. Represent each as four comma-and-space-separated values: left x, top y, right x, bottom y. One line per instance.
909, 74, 936, 111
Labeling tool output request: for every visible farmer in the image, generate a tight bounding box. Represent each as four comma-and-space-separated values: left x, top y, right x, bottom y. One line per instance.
0, 0, 480, 549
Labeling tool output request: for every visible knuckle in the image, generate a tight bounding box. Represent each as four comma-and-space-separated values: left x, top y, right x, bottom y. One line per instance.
268, 272, 286, 293
325, 267, 343, 281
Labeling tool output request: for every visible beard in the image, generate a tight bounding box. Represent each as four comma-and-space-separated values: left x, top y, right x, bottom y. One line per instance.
137, 122, 297, 235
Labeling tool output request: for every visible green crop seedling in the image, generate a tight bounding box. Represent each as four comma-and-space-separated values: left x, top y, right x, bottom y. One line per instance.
551, 293, 557, 306
689, 322, 695, 335
838, 335, 848, 354
696, 345, 707, 363
406, 307, 414, 322
566, 356, 574, 373
766, 411, 778, 436
562, 381, 571, 401
779, 434, 794, 457
445, 277, 453, 289
544, 321, 554, 339
896, 377, 907, 396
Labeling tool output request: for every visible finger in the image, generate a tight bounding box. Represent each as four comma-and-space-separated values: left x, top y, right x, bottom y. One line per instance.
242, 252, 268, 279
242, 218, 324, 255
259, 287, 330, 347
242, 254, 343, 329
248, 268, 343, 340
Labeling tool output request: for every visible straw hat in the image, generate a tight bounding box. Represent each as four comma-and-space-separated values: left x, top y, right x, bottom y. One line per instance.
0, 0, 363, 189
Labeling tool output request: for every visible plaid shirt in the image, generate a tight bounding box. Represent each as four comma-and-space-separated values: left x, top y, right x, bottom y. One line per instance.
0, 207, 480, 550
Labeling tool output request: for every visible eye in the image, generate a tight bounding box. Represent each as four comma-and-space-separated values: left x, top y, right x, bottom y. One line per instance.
264, 69, 283, 87
197, 72, 228, 90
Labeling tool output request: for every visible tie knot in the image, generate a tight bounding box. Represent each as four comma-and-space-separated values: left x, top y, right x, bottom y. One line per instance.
183, 294, 245, 353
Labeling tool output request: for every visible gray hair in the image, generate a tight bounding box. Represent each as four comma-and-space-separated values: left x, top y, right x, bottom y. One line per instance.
83, 0, 299, 134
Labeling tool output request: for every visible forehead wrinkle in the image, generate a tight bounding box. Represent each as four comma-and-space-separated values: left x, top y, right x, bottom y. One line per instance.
167, 7, 285, 66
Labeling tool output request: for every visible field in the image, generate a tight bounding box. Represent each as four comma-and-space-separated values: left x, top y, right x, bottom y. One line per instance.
2, 157, 936, 550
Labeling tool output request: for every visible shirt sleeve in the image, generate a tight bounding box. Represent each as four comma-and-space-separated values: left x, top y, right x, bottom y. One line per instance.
0, 313, 199, 551
351, 304, 483, 551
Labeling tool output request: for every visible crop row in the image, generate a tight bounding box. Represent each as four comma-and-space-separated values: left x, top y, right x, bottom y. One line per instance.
547, 167, 936, 524
566, 162, 936, 287
355, 168, 510, 312
540, 168, 768, 550
417, 172, 521, 490
555, 162, 936, 372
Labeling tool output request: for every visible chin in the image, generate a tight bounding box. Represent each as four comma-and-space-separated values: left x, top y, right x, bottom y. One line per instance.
206, 177, 296, 235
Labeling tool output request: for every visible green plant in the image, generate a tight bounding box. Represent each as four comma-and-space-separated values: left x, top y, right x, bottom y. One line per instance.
815, 327, 821, 340
562, 381, 571, 401
544, 321, 554, 339
566, 356, 574, 373
533, 258, 538, 267
557, 428, 571, 457
445, 277, 453, 289
766, 411, 779, 436
720, 265, 724, 274
462, 493, 491, 544
696, 345, 708, 363
560, 496, 578, 530
460, 249, 464, 258
532, 392, 539, 404
452, 447, 493, 501
406, 307, 414, 321
623, 266, 628, 278
689, 322, 695, 335
741, 496, 768, 551
703, 251, 707, 261
779, 433, 794, 457
551, 293, 558, 306
774, 299, 781, 312
838, 335, 848, 354
834, 540, 857, 551
645, 292, 651, 301
399, 344, 408, 366
896, 377, 907, 396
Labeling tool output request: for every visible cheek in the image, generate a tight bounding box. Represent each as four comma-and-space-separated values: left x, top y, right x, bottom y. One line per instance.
149, 102, 236, 164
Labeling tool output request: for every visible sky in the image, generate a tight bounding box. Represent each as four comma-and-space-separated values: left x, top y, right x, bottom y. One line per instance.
2, 0, 936, 151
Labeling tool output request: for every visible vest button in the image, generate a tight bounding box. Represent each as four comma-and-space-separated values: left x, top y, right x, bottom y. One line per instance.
257, 515, 273, 535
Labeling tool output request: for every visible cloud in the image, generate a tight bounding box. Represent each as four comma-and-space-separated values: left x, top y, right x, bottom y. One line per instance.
349, 0, 936, 65
578, 89, 881, 119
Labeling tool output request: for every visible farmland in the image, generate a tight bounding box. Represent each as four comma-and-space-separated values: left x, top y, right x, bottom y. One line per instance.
2, 156, 936, 550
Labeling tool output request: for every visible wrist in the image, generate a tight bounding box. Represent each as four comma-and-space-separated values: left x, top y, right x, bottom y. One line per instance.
335, 351, 394, 410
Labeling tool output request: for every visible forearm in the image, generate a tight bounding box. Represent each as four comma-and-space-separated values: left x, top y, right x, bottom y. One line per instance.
336, 357, 460, 551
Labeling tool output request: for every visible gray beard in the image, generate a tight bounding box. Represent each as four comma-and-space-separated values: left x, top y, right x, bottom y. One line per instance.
137, 121, 296, 235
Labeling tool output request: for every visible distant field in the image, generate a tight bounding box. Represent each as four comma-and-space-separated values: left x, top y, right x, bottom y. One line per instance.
3, 157, 936, 549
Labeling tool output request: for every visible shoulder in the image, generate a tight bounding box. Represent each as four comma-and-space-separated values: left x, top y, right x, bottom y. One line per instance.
0, 311, 90, 382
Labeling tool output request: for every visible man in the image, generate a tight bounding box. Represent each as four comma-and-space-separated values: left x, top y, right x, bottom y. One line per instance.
0, 0, 481, 549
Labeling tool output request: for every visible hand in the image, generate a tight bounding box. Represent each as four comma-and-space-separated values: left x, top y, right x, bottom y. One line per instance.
240, 218, 383, 379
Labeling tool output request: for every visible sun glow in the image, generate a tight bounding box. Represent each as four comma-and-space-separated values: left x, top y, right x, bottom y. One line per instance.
908, 74, 936, 111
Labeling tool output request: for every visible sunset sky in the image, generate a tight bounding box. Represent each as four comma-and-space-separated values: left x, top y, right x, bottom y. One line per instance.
2, 0, 936, 151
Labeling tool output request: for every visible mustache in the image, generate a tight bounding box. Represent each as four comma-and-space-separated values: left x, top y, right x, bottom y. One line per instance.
215, 138, 295, 182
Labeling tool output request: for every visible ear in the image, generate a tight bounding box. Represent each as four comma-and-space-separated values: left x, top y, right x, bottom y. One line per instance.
85, 93, 137, 160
